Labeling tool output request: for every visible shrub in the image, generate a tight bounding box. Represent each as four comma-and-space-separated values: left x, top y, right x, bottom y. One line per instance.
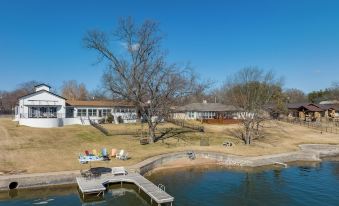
106, 114, 114, 123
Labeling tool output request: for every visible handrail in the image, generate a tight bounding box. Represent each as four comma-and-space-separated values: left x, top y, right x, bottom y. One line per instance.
158, 183, 166, 192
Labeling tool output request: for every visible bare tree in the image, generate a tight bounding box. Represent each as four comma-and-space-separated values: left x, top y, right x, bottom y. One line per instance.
225, 67, 283, 145
61, 80, 89, 100
0, 81, 41, 114
284, 88, 307, 103
89, 88, 109, 100
84, 17, 196, 143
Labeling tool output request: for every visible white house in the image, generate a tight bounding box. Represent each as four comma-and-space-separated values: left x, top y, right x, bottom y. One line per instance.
14, 84, 138, 128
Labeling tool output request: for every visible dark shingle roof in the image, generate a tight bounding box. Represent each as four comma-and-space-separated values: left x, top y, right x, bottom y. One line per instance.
300, 105, 323, 112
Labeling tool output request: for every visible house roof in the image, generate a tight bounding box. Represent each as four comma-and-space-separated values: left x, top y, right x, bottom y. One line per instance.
288, 102, 338, 112
320, 104, 339, 110
174, 103, 239, 112
66, 100, 135, 107
287, 103, 310, 109
298, 104, 324, 112
318, 104, 336, 110
18, 90, 66, 100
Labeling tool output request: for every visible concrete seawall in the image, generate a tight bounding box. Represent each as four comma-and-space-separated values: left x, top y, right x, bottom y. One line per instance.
1, 144, 339, 191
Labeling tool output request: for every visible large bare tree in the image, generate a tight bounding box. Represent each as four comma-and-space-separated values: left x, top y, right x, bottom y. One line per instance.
61, 80, 89, 100
84, 17, 196, 143
225, 67, 283, 144
284, 88, 307, 103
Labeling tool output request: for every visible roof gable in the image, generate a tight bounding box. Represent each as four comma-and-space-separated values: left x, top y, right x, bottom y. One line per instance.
18, 90, 66, 100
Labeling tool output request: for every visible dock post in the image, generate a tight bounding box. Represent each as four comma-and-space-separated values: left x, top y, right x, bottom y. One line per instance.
121, 181, 122, 187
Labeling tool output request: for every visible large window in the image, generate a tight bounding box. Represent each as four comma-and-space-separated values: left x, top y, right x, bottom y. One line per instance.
28, 107, 57, 118
115, 107, 135, 113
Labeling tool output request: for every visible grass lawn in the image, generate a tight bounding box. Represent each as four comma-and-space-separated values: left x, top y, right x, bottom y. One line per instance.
1, 117, 339, 174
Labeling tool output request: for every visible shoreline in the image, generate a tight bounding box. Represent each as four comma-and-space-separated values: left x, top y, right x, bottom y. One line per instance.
1, 144, 339, 191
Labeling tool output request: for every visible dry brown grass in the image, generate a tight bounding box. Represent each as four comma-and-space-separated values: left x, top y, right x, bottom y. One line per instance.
0, 118, 339, 174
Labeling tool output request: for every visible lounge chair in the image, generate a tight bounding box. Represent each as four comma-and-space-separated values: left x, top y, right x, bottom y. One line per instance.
111, 148, 117, 157
116, 150, 129, 160
112, 167, 127, 176
101, 148, 110, 160
102, 148, 107, 157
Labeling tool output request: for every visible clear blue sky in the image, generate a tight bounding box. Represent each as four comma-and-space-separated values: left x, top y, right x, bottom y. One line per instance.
1, 0, 339, 93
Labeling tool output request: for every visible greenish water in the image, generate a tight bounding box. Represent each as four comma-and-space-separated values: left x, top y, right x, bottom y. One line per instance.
1, 161, 339, 206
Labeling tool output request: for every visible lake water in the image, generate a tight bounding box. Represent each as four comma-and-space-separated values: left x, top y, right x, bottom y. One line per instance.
1, 160, 339, 206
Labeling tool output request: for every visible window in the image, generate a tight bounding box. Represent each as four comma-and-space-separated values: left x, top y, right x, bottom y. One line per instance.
77, 109, 87, 117
28, 107, 57, 118
88, 109, 97, 117
102, 109, 111, 117
49, 107, 57, 117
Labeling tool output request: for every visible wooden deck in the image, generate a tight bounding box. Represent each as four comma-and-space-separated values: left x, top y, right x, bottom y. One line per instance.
76, 172, 174, 205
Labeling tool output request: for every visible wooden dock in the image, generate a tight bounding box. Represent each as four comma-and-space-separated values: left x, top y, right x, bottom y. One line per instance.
76, 172, 174, 205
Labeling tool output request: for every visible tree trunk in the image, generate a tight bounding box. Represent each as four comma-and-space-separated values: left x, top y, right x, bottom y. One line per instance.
244, 130, 251, 145
244, 123, 251, 145
148, 124, 156, 143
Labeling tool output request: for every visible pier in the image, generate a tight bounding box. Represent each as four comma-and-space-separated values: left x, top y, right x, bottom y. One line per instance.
76, 172, 174, 205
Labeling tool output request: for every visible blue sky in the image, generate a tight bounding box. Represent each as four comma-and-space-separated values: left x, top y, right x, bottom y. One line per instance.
1, 0, 339, 93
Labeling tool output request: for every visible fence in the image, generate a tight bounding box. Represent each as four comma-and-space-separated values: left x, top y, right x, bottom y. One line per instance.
166, 118, 204, 132
202, 118, 241, 125
281, 118, 339, 134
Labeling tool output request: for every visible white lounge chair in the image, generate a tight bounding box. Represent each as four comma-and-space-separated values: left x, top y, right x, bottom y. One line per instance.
116, 150, 129, 160
112, 167, 127, 176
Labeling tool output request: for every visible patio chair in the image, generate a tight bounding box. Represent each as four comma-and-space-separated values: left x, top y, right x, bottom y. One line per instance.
102, 148, 107, 157
111, 148, 117, 157
85, 150, 90, 156
116, 150, 129, 160
92, 149, 98, 156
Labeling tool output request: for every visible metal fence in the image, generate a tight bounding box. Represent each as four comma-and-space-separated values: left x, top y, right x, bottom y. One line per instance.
281, 118, 339, 134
